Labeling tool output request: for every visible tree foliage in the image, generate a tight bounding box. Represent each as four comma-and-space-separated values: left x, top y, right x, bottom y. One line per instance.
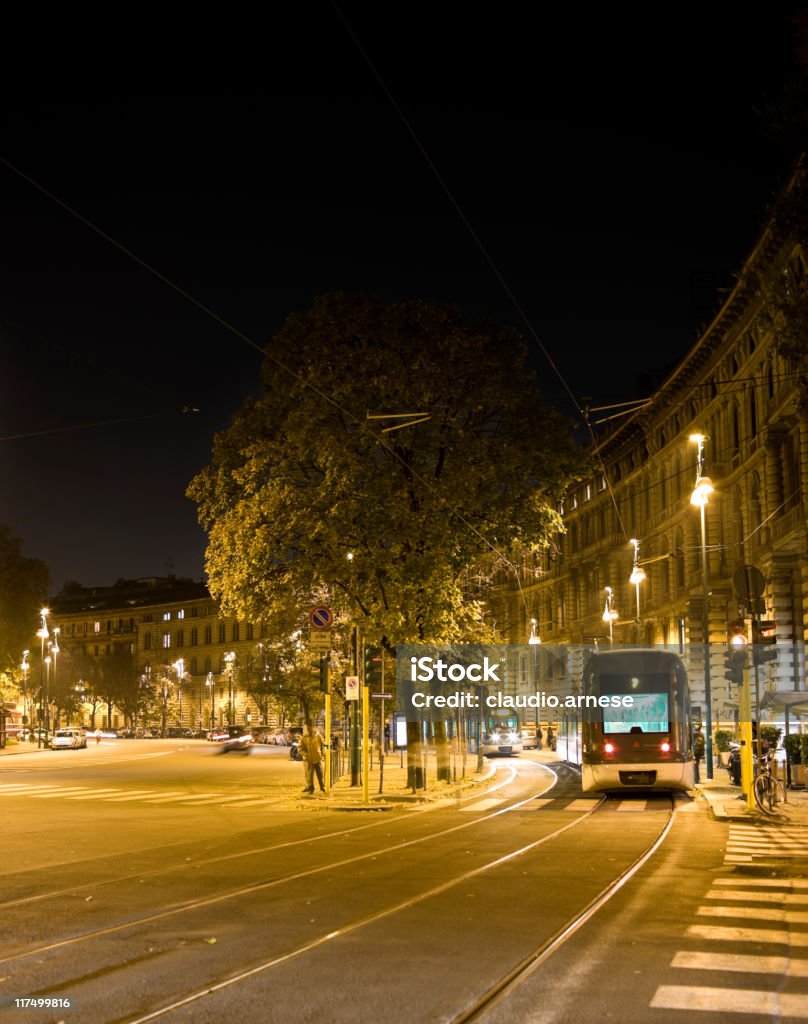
0, 524, 49, 677
188, 293, 588, 646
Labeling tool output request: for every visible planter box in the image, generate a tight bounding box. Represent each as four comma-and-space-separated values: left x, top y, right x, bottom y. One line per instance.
719, 751, 731, 766
792, 764, 806, 787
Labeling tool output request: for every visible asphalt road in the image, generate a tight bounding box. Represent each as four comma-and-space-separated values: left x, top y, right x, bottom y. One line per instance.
2, 742, 806, 1024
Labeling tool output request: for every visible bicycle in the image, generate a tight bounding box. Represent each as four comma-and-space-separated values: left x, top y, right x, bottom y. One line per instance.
753, 751, 786, 816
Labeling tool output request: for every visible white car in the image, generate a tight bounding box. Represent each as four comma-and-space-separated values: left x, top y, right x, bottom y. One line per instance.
51, 728, 87, 750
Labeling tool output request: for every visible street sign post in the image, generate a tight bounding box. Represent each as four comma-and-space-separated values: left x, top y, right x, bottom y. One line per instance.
345, 676, 359, 701
370, 692, 393, 700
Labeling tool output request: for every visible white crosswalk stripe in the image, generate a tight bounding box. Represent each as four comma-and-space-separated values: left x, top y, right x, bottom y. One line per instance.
0, 782, 273, 808
723, 823, 808, 866
650, 874, 808, 1017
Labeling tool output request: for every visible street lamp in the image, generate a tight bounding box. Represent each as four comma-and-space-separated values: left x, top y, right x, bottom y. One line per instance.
690, 432, 715, 779
44, 653, 52, 743
628, 540, 646, 643
602, 587, 619, 644
528, 618, 541, 745
172, 659, 185, 728
36, 608, 49, 748
51, 628, 60, 729
206, 672, 215, 730
21, 650, 30, 736
223, 651, 236, 725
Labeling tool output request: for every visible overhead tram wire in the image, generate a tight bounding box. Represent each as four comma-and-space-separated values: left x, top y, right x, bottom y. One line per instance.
330, 3, 639, 544
0, 156, 534, 619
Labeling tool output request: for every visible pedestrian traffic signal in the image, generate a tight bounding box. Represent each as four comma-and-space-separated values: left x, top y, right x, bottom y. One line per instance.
752, 620, 777, 666
363, 646, 383, 687
723, 646, 746, 688
318, 655, 330, 694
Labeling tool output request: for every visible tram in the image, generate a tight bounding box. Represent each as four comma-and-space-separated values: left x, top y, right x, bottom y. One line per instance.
556, 647, 695, 793
481, 707, 523, 757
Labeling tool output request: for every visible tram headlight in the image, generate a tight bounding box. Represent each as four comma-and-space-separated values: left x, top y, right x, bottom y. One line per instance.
660, 740, 671, 753
604, 741, 615, 755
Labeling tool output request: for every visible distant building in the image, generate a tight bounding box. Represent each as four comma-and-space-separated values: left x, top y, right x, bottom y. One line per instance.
49, 576, 280, 732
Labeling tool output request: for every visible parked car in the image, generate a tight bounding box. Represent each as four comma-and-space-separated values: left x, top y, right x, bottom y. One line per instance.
51, 727, 87, 750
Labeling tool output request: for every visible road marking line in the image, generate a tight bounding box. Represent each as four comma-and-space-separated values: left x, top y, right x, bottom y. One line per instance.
671, 951, 808, 976
713, 878, 808, 890
697, 905, 808, 924
459, 798, 505, 812
26, 788, 97, 797
137, 792, 200, 803
215, 798, 280, 807
65, 789, 125, 799
651, 985, 808, 1017
706, 889, 808, 905
565, 799, 601, 810
101, 791, 162, 801
687, 924, 808, 946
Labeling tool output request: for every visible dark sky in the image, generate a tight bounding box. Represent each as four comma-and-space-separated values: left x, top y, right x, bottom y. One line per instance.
1, 4, 805, 594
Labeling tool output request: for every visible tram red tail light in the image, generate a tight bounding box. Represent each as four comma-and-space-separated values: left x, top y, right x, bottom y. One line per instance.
604, 741, 615, 754
660, 741, 671, 753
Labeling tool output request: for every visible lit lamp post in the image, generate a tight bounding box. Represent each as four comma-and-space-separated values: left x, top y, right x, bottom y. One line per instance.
173, 659, 185, 728
36, 608, 49, 748
21, 650, 30, 736
224, 651, 236, 725
602, 587, 619, 644
44, 652, 52, 743
629, 540, 646, 644
51, 628, 60, 728
206, 672, 215, 730
690, 432, 715, 779
528, 618, 541, 742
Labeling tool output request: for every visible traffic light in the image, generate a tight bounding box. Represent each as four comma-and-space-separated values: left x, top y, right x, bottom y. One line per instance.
723, 646, 746, 688
363, 646, 382, 687
318, 655, 330, 694
752, 620, 777, 666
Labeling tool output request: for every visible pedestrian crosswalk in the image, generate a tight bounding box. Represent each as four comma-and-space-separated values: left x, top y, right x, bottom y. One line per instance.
723, 822, 808, 865
0, 782, 278, 808
513, 795, 670, 812
650, 877, 808, 1017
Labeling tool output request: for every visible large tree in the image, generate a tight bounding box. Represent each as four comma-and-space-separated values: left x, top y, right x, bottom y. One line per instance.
0, 525, 49, 717
188, 293, 588, 646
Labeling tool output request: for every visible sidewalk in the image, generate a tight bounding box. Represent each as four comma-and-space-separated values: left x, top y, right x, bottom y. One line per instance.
313, 751, 498, 810
695, 763, 808, 826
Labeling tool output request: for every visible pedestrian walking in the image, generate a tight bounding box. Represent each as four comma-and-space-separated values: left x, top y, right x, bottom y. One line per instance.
536, 726, 543, 751
546, 725, 555, 751
298, 724, 326, 794
693, 724, 705, 784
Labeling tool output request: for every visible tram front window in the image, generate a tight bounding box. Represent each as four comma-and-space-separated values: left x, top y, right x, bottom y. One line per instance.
597, 672, 671, 734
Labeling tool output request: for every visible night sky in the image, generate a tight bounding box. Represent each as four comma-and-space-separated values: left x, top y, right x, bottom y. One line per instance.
1, 5, 804, 595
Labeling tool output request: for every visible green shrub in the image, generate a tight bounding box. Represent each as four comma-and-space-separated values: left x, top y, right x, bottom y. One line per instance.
801, 734, 808, 767
784, 733, 802, 765
759, 724, 782, 750
714, 730, 733, 752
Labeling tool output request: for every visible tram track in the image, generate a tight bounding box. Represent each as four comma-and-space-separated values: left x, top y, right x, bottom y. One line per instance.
3, 761, 683, 1024
452, 793, 679, 1023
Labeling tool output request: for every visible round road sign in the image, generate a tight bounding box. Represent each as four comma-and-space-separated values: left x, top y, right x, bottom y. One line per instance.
308, 606, 334, 629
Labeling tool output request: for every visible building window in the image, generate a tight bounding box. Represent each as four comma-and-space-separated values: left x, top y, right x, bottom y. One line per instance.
232, 622, 240, 642
142, 614, 153, 623
163, 633, 171, 649
246, 623, 254, 641
204, 655, 211, 674
176, 630, 184, 648
177, 609, 185, 619
190, 627, 198, 646
204, 625, 212, 644
163, 611, 171, 621
190, 657, 198, 675
218, 623, 226, 643
190, 608, 198, 617
94, 621, 101, 634
144, 634, 152, 650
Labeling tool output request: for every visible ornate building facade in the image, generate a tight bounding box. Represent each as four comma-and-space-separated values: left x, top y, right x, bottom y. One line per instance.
48, 576, 280, 732
492, 164, 807, 729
